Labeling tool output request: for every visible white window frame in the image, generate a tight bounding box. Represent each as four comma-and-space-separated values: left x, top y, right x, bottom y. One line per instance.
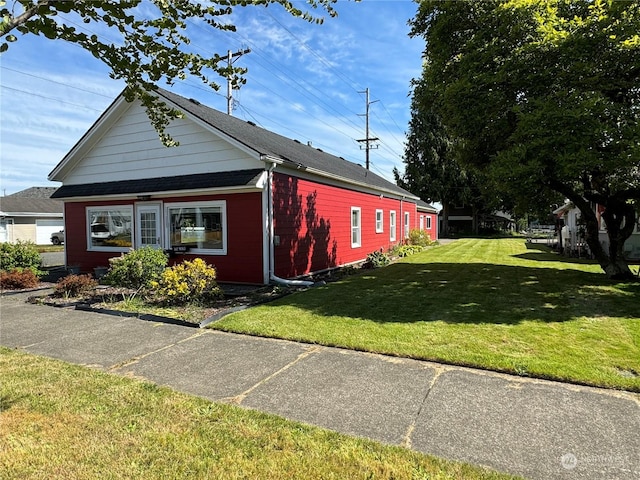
426, 216, 432, 230
375, 209, 384, 233
86, 205, 133, 252
164, 200, 227, 255
404, 212, 410, 239
351, 207, 362, 248
390, 210, 396, 242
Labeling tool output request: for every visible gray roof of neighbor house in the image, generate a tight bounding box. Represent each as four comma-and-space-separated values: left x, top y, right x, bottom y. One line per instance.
9, 187, 59, 199
0, 194, 64, 217
155, 88, 418, 199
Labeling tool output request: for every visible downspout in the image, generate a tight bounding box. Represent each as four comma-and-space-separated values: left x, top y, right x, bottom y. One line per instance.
264, 159, 313, 287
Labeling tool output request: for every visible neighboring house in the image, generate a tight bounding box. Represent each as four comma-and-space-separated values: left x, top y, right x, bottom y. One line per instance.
0, 187, 63, 244
439, 204, 513, 236
48, 88, 438, 284
553, 202, 640, 259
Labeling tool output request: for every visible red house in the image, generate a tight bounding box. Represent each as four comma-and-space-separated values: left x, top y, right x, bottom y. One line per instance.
49, 88, 437, 284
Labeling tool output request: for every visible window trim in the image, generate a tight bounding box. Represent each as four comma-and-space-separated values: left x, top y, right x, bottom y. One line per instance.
351, 207, 362, 248
426, 216, 432, 230
389, 210, 396, 242
404, 212, 410, 239
86, 205, 133, 252
375, 209, 384, 233
164, 200, 227, 255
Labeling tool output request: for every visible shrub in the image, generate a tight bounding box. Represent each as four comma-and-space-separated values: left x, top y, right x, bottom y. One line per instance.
103, 247, 168, 290
54, 274, 97, 298
408, 229, 433, 247
394, 245, 425, 258
364, 250, 391, 269
0, 269, 40, 290
0, 241, 43, 276
151, 258, 222, 305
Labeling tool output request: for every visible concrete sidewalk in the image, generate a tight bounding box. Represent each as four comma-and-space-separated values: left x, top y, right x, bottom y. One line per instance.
1, 291, 638, 480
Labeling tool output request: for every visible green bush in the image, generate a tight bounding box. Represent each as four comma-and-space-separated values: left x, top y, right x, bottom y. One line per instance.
408, 229, 433, 247
0, 269, 40, 289
151, 258, 222, 305
393, 244, 425, 258
364, 250, 391, 269
103, 247, 168, 290
54, 274, 97, 299
0, 241, 43, 276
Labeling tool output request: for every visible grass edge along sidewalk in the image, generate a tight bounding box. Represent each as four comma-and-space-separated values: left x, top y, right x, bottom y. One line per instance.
213, 238, 640, 392
0, 348, 518, 480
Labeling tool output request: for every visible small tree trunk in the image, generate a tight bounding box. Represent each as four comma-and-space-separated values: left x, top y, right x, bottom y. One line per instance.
442, 202, 450, 238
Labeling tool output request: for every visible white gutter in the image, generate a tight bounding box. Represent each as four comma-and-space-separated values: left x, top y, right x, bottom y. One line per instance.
263, 157, 314, 287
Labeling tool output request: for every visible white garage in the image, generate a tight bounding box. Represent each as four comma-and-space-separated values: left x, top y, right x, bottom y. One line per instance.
36, 218, 65, 245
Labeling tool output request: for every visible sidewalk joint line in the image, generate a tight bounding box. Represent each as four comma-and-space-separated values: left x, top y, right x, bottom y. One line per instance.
227, 345, 323, 405
402, 366, 445, 449
108, 330, 207, 371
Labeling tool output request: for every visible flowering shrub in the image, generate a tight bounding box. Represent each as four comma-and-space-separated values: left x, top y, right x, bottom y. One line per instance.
0, 241, 43, 276
151, 258, 222, 304
103, 246, 168, 290
0, 269, 40, 289
54, 274, 97, 298
408, 229, 433, 247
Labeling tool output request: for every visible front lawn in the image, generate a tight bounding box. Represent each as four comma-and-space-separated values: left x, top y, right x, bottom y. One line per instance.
0, 348, 515, 480
213, 239, 640, 392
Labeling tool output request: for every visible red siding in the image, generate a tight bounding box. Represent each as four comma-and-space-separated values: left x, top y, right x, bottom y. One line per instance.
64, 193, 264, 284
273, 173, 419, 278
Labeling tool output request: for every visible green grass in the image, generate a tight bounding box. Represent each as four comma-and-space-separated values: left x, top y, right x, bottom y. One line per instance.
0, 348, 516, 480
213, 239, 640, 391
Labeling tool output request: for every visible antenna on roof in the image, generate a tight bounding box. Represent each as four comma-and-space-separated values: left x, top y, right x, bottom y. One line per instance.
356, 88, 379, 170
226, 48, 251, 116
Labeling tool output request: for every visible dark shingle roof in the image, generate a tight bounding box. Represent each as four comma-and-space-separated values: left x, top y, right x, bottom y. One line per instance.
52, 169, 264, 199
155, 88, 417, 199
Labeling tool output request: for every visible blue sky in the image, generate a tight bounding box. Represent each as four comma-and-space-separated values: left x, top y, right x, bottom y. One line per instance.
0, 0, 424, 195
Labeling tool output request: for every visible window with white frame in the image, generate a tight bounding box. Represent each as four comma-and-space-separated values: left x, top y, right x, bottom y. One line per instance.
404, 212, 410, 239
390, 210, 396, 242
165, 201, 227, 254
87, 206, 133, 251
426, 216, 432, 229
351, 207, 361, 248
375, 209, 383, 233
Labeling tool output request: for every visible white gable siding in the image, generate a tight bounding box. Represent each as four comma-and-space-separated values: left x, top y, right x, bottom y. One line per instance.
63, 102, 261, 186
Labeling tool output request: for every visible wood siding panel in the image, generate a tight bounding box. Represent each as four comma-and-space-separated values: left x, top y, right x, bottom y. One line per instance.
64, 192, 264, 284
64, 102, 261, 185
273, 173, 417, 278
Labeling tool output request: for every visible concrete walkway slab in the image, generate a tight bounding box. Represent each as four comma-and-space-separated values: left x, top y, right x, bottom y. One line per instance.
2, 292, 639, 480
411, 369, 640, 479
116, 331, 311, 401
241, 347, 437, 445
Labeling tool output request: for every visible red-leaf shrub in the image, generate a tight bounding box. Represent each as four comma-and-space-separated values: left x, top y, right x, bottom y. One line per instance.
0, 269, 40, 290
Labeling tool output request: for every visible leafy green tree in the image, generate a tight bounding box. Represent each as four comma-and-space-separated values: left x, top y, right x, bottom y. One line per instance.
0, 0, 338, 145
411, 0, 640, 279
395, 79, 499, 236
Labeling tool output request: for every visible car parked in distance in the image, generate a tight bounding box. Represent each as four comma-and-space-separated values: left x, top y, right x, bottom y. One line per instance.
51, 230, 65, 245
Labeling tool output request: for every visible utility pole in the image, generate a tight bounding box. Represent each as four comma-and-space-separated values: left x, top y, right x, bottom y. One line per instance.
226, 48, 251, 115
356, 88, 379, 170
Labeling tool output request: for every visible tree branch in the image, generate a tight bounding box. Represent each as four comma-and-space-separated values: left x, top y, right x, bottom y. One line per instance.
0, 0, 51, 37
